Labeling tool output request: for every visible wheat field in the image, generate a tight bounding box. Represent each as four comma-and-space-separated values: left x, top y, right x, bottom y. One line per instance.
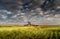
0, 25, 60, 39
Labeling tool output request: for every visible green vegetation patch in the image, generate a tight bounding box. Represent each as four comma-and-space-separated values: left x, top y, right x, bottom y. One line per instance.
0, 26, 60, 39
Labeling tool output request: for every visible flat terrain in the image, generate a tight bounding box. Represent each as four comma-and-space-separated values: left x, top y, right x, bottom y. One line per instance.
0, 25, 60, 39
0, 25, 60, 31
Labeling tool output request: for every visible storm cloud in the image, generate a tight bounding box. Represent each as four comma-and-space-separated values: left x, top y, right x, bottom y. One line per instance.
0, 0, 60, 25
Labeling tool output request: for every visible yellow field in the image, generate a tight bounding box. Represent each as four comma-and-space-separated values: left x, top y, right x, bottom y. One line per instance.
0, 25, 60, 39
0, 25, 60, 30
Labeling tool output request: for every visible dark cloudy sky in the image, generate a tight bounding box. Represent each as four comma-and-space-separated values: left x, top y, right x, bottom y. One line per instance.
0, 0, 60, 25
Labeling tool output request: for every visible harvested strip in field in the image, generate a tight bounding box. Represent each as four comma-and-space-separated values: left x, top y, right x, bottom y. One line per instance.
50, 32, 53, 39
55, 31, 58, 39
44, 31, 51, 39
38, 31, 48, 39
58, 32, 60, 39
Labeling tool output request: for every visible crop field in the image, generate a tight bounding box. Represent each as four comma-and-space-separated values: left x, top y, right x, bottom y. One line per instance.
0, 25, 60, 39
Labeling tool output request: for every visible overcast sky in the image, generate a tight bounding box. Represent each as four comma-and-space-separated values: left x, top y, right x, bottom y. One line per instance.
0, 0, 60, 25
